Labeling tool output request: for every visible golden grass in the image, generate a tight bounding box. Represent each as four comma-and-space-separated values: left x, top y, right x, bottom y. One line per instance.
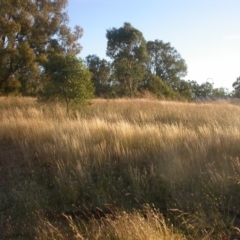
36, 207, 185, 240
1, 97, 240, 239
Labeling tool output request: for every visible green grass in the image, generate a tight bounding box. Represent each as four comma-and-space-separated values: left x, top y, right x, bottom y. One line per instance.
0, 97, 240, 239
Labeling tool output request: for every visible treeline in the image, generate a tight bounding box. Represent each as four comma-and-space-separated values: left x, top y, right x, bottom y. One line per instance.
85, 23, 230, 100
0, 1, 238, 102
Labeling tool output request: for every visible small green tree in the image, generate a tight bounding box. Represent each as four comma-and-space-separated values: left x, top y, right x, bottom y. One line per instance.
39, 55, 94, 114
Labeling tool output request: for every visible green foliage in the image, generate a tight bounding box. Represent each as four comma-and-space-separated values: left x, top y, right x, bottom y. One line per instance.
232, 76, 240, 90
212, 87, 229, 98
0, 0, 83, 95
106, 22, 149, 62
114, 57, 148, 97
232, 76, 240, 98
0, 76, 21, 96
188, 81, 229, 99
39, 55, 94, 113
188, 80, 202, 98
201, 82, 214, 97
188, 80, 216, 99
85, 54, 112, 97
146, 74, 176, 99
177, 80, 193, 101
106, 22, 149, 97
146, 40, 187, 88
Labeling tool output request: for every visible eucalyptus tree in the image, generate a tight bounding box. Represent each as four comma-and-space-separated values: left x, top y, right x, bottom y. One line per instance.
146, 40, 187, 88
0, 0, 83, 94
106, 22, 149, 97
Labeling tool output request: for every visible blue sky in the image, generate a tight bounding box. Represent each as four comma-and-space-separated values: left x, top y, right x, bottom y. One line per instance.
67, 0, 240, 90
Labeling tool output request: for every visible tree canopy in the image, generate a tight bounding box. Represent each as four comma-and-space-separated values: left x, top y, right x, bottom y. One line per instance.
85, 55, 112, 97
146, 40, 187, 88
232, 77, 240, 98
0, 0, 83, 95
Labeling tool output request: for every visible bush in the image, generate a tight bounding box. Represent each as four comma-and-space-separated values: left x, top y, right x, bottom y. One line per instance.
147, 74, 176, 99
39, 54, 94, 113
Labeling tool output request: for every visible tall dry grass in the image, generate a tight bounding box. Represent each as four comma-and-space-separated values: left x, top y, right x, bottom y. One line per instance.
36, 206, 185, 240
1, 97, 240, 239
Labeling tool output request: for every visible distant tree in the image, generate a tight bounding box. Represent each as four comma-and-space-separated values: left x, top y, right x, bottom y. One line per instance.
212, 87, 229, 98
232, 77, 240, 98
85, 55, 112, 97
146, 40, 187, 88
0, 0, 83, 95
188, 80, 214, 99
188, 80, 202, 98
39, 55, 94, 114
233, 77, 240, 90
177, 80, 192, 100
106, 22, 149, 97
200, 82, 214, 98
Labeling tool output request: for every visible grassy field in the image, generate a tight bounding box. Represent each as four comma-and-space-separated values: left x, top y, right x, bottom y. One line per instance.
0, 97, 240, 239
